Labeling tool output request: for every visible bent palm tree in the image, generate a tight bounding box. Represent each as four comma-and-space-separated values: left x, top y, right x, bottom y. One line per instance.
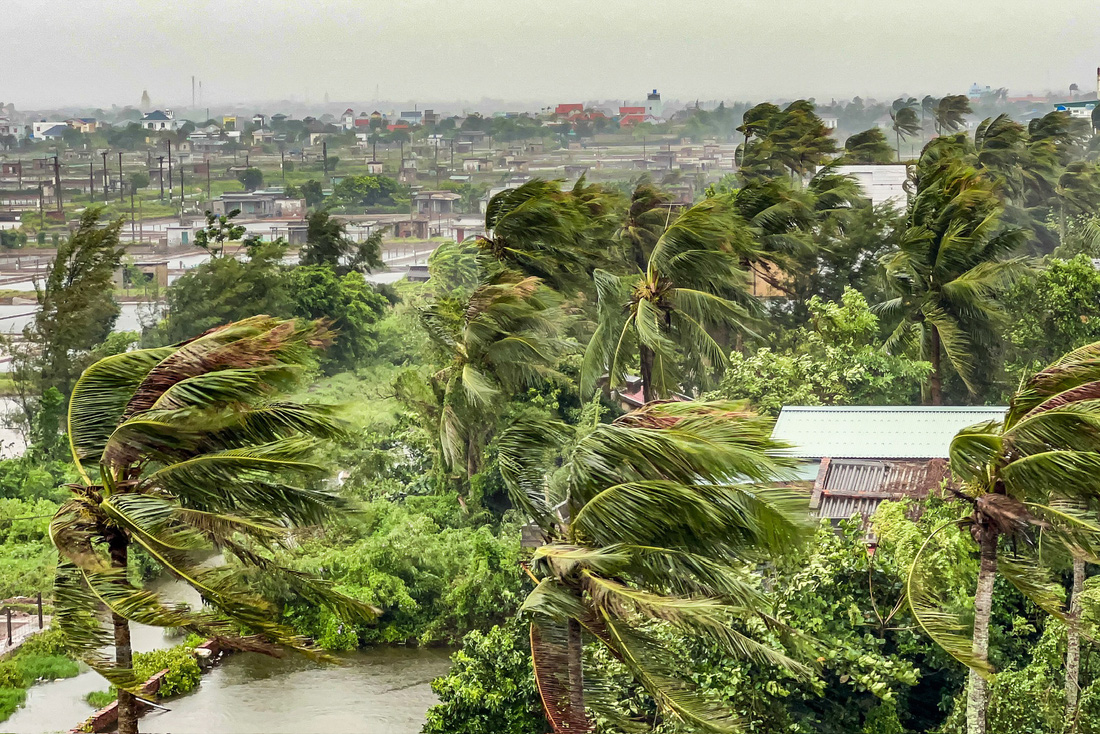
934, 95, 972, 136
505, 400, 810, 732
880, 154, 1029, 404
890, 99, 921, 161
421, 270, 573, 479
909, 341, 1100, 734
51, 317, 376, 734
582, 196, 758, 403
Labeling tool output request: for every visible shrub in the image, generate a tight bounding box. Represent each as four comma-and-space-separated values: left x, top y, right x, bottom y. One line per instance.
0, 687, 27, 722
16, 655, 79, 683
85, 688, 116, 708
132, 645, 201, 698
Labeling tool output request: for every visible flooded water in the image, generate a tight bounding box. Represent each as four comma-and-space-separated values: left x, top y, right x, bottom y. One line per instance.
3, 576, 453, 734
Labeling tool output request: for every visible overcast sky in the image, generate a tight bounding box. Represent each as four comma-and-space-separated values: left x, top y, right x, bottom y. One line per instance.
8, 0, 1100, 111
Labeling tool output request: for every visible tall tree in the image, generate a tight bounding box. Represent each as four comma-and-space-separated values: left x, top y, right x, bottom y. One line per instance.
616, 178, 672, 270
298, 210, 384, 274
21, 208, 124, 398
934, 95, 973, 136
506, 400, 810, 733
890, 98, 922, 160
841, 128, 895, 164
880, 153, 1029, 404
582, 196, 758, 402
51, 317, 375, 734
739, 100, 838, 179
420, 270, 572, 479
911, 341, 1100, 734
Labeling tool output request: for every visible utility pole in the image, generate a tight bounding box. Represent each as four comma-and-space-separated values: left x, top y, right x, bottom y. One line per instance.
179, 165, 185, 221
37, 182, 43, 223
157, 156, 165, 200
118, 151, 124, 202
52, 155, 63, 218
101, 150, 109, 200
322, 141, 328, 179
89, 160, 95, 203
206, 156, 212, 206
129, 183, 136, 241
166, 140, 173, 204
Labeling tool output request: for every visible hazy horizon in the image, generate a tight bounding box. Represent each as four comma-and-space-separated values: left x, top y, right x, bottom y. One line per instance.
7, 0, 1100, 111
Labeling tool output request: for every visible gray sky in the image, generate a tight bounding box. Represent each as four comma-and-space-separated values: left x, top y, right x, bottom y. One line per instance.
8, 0, 1100, 111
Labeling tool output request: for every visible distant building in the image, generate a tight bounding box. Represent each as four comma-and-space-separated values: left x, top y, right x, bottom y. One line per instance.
66, 118, 98, 134
1053, 100, 1098, 119
211, 191, 304, 218
252, 113, 266, 128
223, 116, 237, 131
32, 120, 68, 138
0, 118, 26, 141
968, 82, 991, 100
645, 89, 662, 118
413, 190, 462, 215
142, 110, 177, 132
819, 115, 839, 130
555, 103, 583, 117
342, 108, 355, 131
832, 164, 908, 208
399, 110, 423, 125
463, 157, 493, 173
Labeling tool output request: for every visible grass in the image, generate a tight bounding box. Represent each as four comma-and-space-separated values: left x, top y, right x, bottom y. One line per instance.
85, 688, 116, 708
16, 655, 79, 683
0, 688, 26, 722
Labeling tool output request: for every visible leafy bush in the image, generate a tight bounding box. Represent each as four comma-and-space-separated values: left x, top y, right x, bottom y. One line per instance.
132, 645, 202, 698
0, 687, 26, 722
422, 620, 548, 734
16, 654, 78, 683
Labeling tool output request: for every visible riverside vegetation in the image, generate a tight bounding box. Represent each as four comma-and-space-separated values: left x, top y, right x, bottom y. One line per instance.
5, 98, 1100, 734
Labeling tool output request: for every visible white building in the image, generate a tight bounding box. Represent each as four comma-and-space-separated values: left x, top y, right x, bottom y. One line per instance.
0, 118, 25, 141
141, 110, 177, 132
32, 120, 68, 138
832, 164, 909, 208
645, 89, 662, 119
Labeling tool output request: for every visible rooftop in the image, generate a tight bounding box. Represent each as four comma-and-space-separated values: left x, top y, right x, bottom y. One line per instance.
771, 405, 1008, 459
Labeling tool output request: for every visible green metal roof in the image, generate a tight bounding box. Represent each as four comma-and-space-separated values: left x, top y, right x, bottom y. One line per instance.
771, 405, 1007, 459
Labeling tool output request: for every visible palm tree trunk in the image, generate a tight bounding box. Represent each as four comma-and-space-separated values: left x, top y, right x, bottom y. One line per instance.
109, 532, 138, 734
466, 433, 479, 479
639, 343, 655, 404
1067, 556, 1086, 727
567, 618, 586, 727
928, 326, 943, 406
967, 527, 998, 734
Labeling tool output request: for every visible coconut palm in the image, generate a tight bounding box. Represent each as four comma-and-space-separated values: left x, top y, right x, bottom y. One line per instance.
51, 317, 375, 734
477, 179, 614, 288
420, 270, 573, 479
934, 95, 973, 136
880, 153, 1029, 404
617, 178, 672, 271
504, 400, 810, 732
581, 196, 758, 403
842, 128, 895, 165
890, 98, 922, 160
909, 341, 1100, 734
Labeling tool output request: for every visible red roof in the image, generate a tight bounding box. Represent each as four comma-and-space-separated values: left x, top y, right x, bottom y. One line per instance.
619, 114, 651, 127
619, 106, 645, 116
387, 123, 409, 131
556, 103, 583, 115
354, 118, 371, 127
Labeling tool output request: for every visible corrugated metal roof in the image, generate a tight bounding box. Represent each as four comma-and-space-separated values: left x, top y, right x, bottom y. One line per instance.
772, 405, 1007, 459
813, 458, 950, 522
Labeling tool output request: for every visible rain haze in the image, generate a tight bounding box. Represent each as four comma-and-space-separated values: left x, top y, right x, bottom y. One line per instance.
7, 0, 1100, 110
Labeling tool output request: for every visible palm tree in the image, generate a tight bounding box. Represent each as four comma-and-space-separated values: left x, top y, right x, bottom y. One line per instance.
476, 179, 592, 288
934, 95, 973, 136
504, 400, 810, 732
616, 177, 672, 271
880, 154, 1029, 404
841, 128, 896, 165
890, 98, 921, 161
51, 317, 375, 734
909, 341, 1100, 734
921, 95, 938, 140
582, 196, 758, 403
420, 270, 573, 480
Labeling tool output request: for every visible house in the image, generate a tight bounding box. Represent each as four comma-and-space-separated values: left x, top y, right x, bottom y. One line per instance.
35, 124, 68, 140
210, 192, 304, 218
413, 190, 462, 215
832, 164, 908, 208
819, 115, 839, 130
393, 216, 430, 238
399, 110, 423, 126
556, 103, 583, 117
771, 405, 1008, 526
66, 118, 98, 134
463, 157, 493, 173
422, 109, 439, 127
369, 111, 385, 128
270, 113, 288, 126
354, 113, 372, 129
0, 118, 25, 141
142, 110, 177, 132
166, 223, 203, 248
252, 113, 266, 128
1053, 100, 1098, 120
31, 120, 68, 138
342, 109, 355, 130
611, 376, 690, 411
366, 160, 384, 174
253, 129, 275, 144
222, 116, 237, 131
